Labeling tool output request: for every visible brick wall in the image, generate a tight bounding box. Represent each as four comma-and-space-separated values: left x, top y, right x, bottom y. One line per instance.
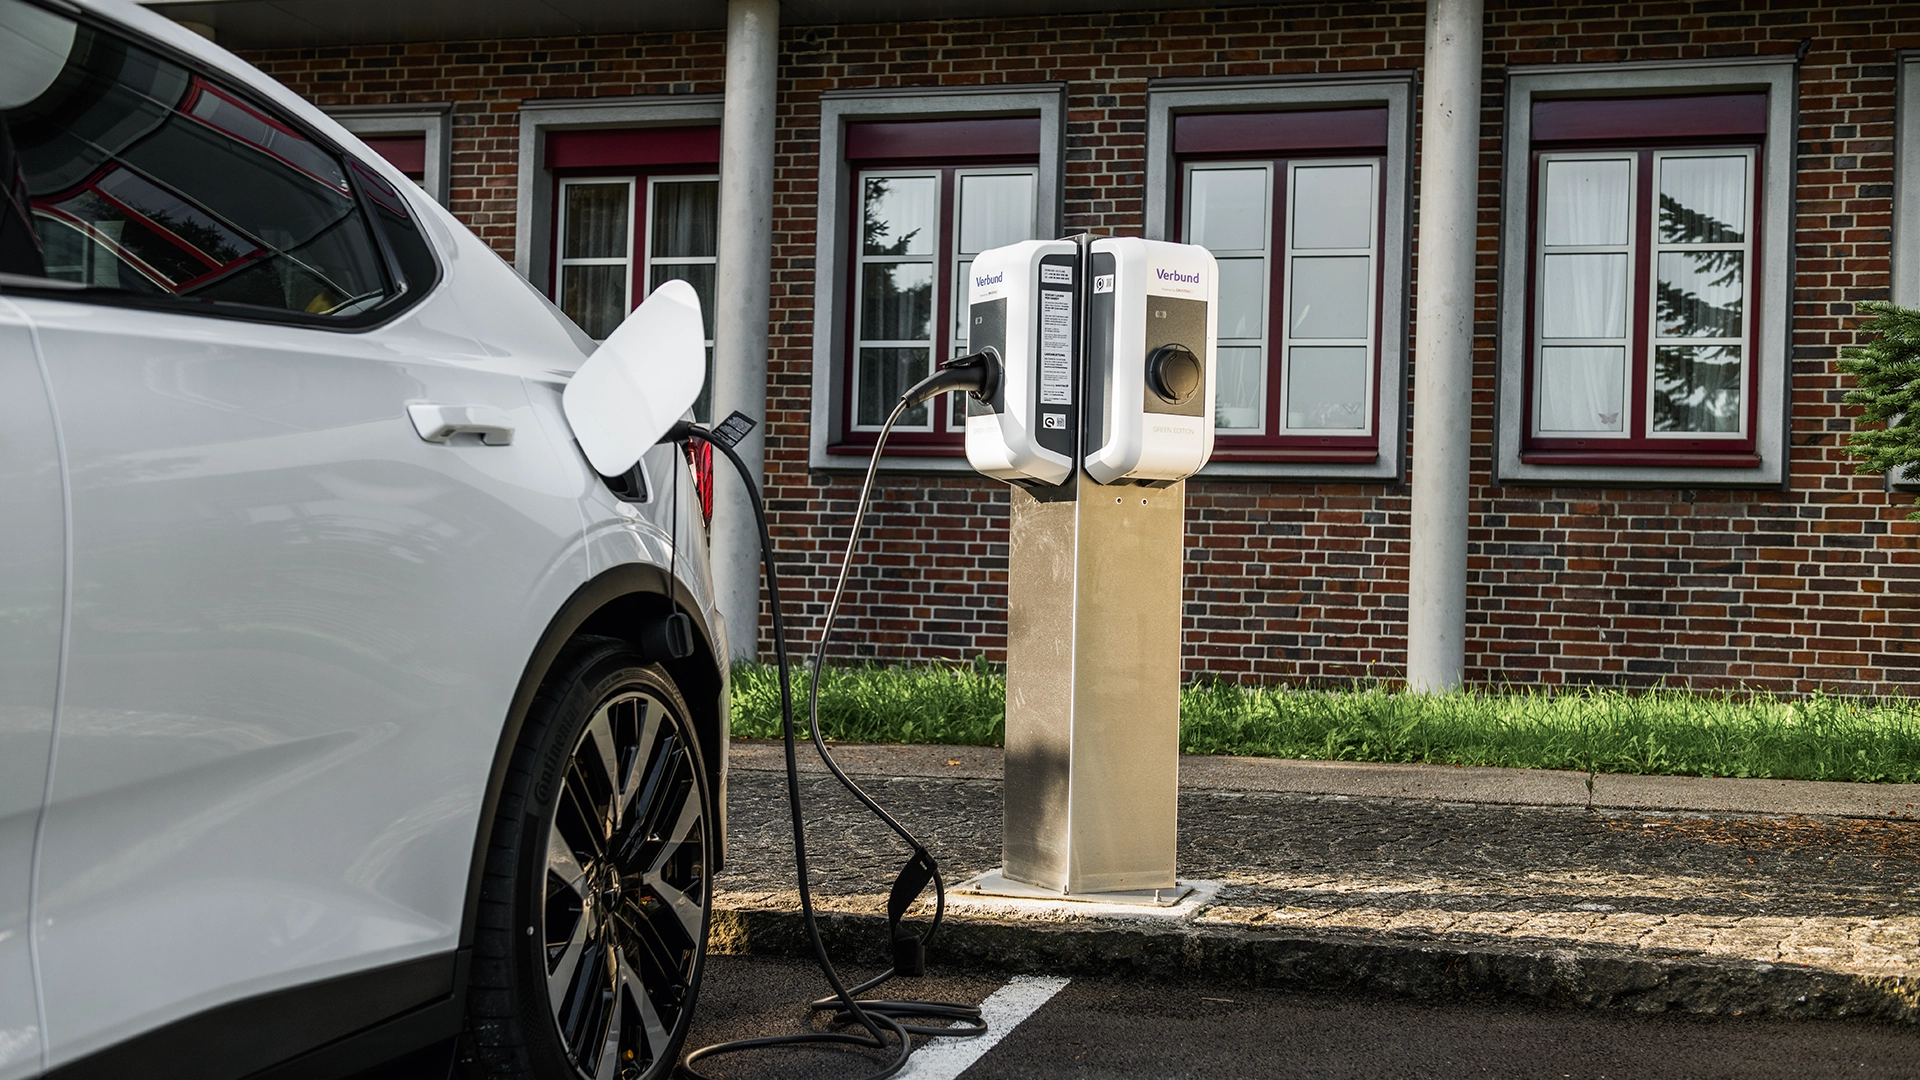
246, 0, 1920, 694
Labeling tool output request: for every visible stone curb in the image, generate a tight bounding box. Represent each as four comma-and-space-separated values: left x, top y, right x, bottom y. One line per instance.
708, 900, 1920, 1024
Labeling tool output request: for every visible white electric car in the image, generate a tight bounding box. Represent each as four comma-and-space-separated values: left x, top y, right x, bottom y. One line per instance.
0, 1, 730, 1077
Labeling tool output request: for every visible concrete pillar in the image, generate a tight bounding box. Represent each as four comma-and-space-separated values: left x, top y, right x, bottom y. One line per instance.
1405, 0, 1483, 691
710, 0, 779, 662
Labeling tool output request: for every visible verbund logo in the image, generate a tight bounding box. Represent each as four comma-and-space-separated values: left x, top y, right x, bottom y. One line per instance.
974, 272, 1004, 288
1155, 268, 1201, 284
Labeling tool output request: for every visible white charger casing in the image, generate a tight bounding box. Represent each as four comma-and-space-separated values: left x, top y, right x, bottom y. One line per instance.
1083, 237, 1218, 485
963, 238, 1080, 487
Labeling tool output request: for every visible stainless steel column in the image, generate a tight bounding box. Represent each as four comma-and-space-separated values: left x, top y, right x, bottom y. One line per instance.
1406, 0, 1483, 691
711, 0, 779, 661
1003, 475, 1183, 894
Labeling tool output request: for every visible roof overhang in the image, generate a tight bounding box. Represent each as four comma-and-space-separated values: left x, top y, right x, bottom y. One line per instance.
134, 0, 1228, 49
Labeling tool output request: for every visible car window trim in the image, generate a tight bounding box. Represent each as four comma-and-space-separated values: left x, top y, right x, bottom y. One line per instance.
0, 0, 441, 332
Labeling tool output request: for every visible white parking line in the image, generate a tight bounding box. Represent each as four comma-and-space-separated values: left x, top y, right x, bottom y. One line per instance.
895, 975, 1071, 1080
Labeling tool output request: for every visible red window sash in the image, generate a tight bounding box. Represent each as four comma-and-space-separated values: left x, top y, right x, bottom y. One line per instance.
1518, 139, 1764, 464
1174, 143, 1389, 463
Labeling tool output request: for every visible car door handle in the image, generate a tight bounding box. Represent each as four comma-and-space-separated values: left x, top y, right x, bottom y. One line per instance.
407, 403, 515, 446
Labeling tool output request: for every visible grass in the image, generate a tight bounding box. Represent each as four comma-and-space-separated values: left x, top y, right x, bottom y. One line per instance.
731, 660, 1920, 784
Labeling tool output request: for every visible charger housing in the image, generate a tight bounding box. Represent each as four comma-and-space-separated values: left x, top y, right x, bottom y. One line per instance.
962, 238, 1080, 488
1082, 237, 1218, 485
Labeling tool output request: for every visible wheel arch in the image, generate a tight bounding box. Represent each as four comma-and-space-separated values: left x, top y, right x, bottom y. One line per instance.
460, 565, 728, 953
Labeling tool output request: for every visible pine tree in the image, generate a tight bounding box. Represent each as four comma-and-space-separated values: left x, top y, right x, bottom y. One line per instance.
1841, 301, 1920, 517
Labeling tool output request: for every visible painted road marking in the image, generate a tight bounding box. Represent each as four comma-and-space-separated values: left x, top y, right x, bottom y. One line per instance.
895, 975, 1071, 1080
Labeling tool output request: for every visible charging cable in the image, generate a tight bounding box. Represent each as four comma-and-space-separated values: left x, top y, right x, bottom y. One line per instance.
675, 349, 1002, 1080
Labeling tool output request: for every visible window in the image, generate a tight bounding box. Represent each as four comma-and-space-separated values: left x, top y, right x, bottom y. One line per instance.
850, 165, 1036, 434
1174, 113, 1387, 460
1521, 101, 1762, 463
0, 2, 434, 325
1144, 77, 1414, 481
542, 126, 719, 419
329, 105, 451, 205
808, 86, 1066, 471
838, 118, 1041, 449
1496, 61, 1795, 486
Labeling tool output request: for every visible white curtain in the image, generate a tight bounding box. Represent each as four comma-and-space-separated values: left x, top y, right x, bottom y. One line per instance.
1542, 157, 1630, 246
1537, 346, 1625, 432
1188, 167, 1266, 251
1540, 253, 1628, 339
957, 172, 1035, 254
1290, 163, 1373, 250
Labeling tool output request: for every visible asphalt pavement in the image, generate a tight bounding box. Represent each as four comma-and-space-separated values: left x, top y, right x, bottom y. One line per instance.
682, 954, 1920, 1080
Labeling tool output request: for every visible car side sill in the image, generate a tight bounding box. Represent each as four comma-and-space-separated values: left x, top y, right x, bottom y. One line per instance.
42, 951, 461, 1080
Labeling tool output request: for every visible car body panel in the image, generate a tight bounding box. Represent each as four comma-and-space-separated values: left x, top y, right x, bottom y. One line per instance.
15, 291, 595, 1064
3, 0, 729, 1068
0, 298, 61, 1080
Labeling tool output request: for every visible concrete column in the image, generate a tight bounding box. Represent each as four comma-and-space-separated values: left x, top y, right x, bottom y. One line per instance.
1405, 0, 1483, 691
710, 0, 779, 662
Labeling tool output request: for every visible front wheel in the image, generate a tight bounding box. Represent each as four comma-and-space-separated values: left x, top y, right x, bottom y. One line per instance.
467, 639, 712, 1080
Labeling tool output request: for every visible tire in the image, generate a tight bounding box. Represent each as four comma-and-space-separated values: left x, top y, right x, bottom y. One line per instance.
466, 637, 713, 1080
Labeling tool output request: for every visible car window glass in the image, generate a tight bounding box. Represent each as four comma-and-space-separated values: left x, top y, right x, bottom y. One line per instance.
0, 0, 425, 320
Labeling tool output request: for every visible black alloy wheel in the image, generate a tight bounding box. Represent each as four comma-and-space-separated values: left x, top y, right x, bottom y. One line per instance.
466, 639, 712, 1080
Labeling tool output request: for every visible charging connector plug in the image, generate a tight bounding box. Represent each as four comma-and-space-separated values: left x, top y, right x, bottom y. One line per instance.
900, 347, 1001, 409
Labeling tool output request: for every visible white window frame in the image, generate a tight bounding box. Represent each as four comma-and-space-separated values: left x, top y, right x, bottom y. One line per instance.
553, 176, 635, 341
1280, 157, 1380, 438
1144, 73, 1415, 482
1645, 147, 1756, 442
1531, 150, 1638, 440
643, 173, 720, 418
1496, 58, 1797, 488
1182, 160, 1274, 435
807, 85, 1067, 473
850, 167, 942, 433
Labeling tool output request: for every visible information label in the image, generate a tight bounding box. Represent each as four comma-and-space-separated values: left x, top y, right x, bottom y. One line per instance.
1039, 288, 1073, 405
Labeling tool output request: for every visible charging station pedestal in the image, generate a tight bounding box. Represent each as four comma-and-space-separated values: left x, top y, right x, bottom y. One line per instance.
957, 235, 1217, 902
1001, 474, 1185, 895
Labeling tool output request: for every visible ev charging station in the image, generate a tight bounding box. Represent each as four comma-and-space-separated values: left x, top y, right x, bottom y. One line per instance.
961, 235, 1218, 900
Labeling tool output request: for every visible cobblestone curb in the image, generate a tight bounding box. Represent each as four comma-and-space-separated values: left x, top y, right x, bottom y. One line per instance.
709, 897, 1919, 1023
712, 753, 1920, 1022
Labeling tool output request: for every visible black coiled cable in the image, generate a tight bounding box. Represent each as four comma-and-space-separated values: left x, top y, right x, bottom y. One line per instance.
678, 388, 986, 1080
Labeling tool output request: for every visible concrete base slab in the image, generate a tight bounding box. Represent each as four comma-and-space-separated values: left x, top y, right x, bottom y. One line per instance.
948, 871, 1219, 919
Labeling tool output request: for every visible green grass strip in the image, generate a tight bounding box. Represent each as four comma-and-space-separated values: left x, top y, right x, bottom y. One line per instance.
732, 660, 1920, 784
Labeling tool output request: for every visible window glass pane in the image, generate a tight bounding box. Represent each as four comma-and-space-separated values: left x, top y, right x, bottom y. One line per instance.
1286, 346, 1368, 430
861, 261, 933, 341
857, 347, 929, 427
560, 264, 626, 340
953, 258, 973, 346
1542, 158, 1630, 246
1653, 345, 1741, 432
1214, 346, 1264, 430
36, 218, 163, 293
564, 183, 628, 259
1659, 156, 1745, 244
1539, 253, 1627, 339
1215, 257, 1265, 340
3, 10, 398, 317
1537, 346, 1625, 432
651, 180, 717, 258
957, 172, 1033, 254
862, 175, 935, 256
1187, 168, 1266, 251
650, 262, 716, 340
1655, 251, 1742, 339
1290, 164, 1372, 250
1288, 256, 1370, 339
